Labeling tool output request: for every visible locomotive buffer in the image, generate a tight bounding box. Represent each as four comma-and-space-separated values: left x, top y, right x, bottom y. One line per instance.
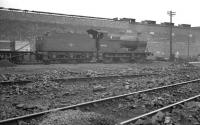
87, 29, 104, 62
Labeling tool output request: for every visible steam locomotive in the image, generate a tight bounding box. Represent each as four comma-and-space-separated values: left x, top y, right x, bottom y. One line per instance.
35, 29, 151, 63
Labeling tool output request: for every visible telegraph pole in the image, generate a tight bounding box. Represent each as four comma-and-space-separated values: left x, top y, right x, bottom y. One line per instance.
188, 31, 192, 60
167, 11, 176, 61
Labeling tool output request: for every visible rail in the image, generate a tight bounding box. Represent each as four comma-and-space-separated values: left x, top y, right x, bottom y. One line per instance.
0, 73, 157, 85
120, 94, 200, 125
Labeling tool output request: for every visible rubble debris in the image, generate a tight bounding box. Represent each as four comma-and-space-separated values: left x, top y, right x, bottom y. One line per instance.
93, 85, 106, 92
134, 119, 144, 125
16, 103, 25, 109
85, 70, 98, 77
17, 120, 28, 125
151, 111, 165, 123
39, 110, 116, 125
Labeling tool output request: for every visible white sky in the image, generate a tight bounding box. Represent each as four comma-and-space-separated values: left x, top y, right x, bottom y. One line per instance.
1, 0, 200, 26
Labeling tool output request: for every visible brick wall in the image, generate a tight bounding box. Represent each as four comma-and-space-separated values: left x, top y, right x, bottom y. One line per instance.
0, 10, 128, 29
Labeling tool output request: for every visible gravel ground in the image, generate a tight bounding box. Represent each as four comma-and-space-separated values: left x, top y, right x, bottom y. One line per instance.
0, 62, 171, 81
40, 110, 116, 125
1, 61, 200, 123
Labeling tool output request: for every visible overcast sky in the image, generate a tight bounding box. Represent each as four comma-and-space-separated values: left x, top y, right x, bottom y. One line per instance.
1, 0, 200, 26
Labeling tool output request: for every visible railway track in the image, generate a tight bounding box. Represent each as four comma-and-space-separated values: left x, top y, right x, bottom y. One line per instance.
0, 79, 200, 125
0, 73, 158, 85
120, 94, 200, 125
